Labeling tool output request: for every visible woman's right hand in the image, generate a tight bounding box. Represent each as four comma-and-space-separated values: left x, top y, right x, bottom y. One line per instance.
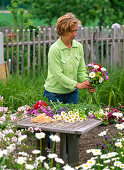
76, 80, 92, 89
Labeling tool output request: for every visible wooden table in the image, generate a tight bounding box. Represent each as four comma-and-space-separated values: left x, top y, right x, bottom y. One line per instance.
12, 115, 102, 166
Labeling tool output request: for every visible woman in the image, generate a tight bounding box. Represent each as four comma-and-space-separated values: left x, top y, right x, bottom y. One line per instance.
44, 13, 95, 104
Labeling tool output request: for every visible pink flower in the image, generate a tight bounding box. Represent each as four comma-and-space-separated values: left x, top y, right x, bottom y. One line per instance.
90, 114, 95, 118
106, 75, 109, 80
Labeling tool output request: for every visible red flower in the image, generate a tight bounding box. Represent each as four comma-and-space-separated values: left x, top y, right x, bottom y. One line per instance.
34, 100, 48, 109
96, 64, 101, 71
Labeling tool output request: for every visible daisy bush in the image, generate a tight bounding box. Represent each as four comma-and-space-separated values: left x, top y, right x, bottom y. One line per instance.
76, 123, 124, 170
88, 105, 124, 125
0, 121, 66, 169
0, 95, 124, 169
53, 109, 87, 123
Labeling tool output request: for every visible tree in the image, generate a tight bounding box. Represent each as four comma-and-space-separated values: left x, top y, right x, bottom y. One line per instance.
14, 0, 124, 27
0, 0, 11, 9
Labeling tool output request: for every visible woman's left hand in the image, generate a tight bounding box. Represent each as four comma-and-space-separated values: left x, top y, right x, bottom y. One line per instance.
88, 88, 96, 93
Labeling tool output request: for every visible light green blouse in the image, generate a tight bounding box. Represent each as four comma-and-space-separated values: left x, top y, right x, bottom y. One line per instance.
44, 38, 88, 94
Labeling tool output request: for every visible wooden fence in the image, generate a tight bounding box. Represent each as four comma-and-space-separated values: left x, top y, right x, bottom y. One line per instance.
1, 25, 124, 76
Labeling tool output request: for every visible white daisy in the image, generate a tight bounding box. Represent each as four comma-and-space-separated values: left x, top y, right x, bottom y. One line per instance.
63, 164, 74, 170
87, 159, 96, 166
115, 123, 124, 130
92, 149, 102, 156
55, 157, 64, 164
47, 153, 57, 159
98, 131, 107, 137
44, 162, 49, 169
99, 77, 104, 83
93, 65, 99, 69
101, 67, 106, 72
107, 152, 118, 158
81, 163, 92, 169
68, 119, 75, 123
16, 156, 27, 165
120, 164, 124, 168
49, 134, 60, 142
35, 132, 45, 139
61, 111, 66, 116
113, 112, 123, 118
89, 72, 95, 78
114, 161, 121, 167
36, 156, 46, 162
25, 164, 34, 170
32, 150, 41, 154
115, 142, 122, 148
68, 111, 73, 115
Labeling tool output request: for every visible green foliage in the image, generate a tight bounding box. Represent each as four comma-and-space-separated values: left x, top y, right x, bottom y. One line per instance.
20, 0, 124, 27
0, 68, 124, 111
0, 73, 46, 111
79, 68, 124, 107
1, 0, 124, 27
7, 0, 34, 31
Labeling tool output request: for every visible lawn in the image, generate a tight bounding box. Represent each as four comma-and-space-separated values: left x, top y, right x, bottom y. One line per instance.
0, 12, 55, 27
0, 12, 99, 28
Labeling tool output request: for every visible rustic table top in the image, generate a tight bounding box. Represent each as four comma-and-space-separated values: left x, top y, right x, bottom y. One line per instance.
12, 115, 102, 135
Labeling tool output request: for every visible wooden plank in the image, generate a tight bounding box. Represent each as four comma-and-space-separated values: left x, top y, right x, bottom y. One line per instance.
48, 27, 52, 48
90, 27, 94, 63
5, 30, 9, 71
54, 27, 57, 42
15, 116, 102, 135
80, 27, 84, 46
95, 27, 99, 63
106, 26, 109, 68
67, 134, 80, 166
16, 30, 19, 75
75, 119, 102, 134
38, 29, 41, 73
43, 28, 47, 72
117, 27, 121, 67
101, 26, 104, 65
111, 28, 115, 68
33, 29, 35, 76
84, 27, 89, 63
60, 133, 66, 163
0, 62, 9, 81
27, 29, 30, 76
11, 30, 14, 76
21, 29, 25, 77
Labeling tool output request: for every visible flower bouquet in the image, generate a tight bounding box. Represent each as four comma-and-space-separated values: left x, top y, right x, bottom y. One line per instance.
86, 62, 109, 105
86, 62, 109, 88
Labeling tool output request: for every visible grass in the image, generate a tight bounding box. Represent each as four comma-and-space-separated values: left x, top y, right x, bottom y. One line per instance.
0, 73, 47, 110
0, 68, 124, 111
0, 12, 99, 27
79, 68, 124, 107
0, 13, 13, 27
0, 12, 54, 27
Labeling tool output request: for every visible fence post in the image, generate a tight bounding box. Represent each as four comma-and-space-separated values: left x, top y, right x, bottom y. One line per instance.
111, 23, 121, 69
0, 32, 9, 81
0, 32, 4, 64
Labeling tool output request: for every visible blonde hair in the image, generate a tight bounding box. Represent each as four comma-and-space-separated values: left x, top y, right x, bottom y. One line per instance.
56, 13, 81, 36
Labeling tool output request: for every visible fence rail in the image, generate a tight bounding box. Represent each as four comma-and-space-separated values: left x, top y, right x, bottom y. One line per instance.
1, 25, 124, 76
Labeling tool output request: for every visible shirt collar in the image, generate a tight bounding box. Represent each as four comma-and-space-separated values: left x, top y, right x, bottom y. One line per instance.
58, 37, 78, 50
